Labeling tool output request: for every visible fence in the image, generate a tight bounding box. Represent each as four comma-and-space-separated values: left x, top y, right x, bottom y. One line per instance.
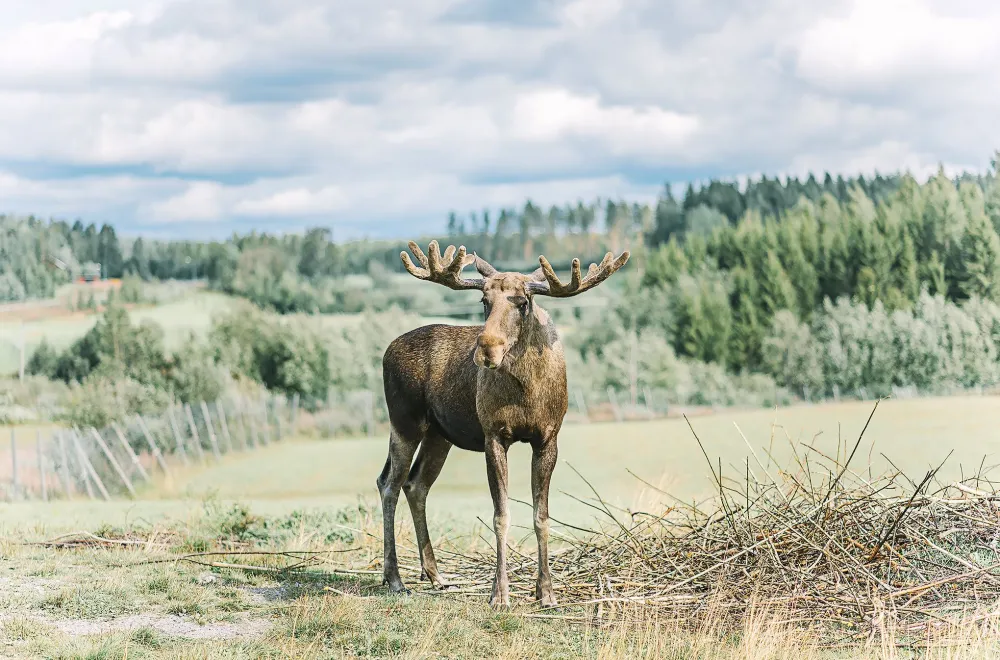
6, 381, 996, 501
307, 379, 1000, 439
2, 391, 300, 502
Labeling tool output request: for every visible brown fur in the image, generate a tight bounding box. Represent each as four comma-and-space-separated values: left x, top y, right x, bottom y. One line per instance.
377, 241, 629, 607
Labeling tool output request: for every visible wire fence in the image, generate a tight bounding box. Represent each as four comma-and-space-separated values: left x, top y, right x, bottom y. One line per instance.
2, 392, 299, 502
5, 380, 997, 503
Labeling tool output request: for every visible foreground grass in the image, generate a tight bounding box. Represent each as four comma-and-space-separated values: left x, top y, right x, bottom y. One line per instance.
5, 399, 1000, 657
2, 496, 1000, 659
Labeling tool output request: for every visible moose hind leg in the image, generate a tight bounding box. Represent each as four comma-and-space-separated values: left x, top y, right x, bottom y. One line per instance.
402, 431, 452, 588
377, 427, 418, 594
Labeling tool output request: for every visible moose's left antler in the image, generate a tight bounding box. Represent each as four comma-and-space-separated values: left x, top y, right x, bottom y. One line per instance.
527, 250, 630, 297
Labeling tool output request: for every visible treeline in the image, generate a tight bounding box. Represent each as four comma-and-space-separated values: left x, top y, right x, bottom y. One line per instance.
569, 162, 1000, 398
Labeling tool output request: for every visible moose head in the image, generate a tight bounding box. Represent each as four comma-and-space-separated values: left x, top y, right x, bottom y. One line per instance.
401, 240, 630, 370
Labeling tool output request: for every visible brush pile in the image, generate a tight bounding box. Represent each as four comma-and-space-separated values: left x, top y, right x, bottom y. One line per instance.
459, 403, 1000, 637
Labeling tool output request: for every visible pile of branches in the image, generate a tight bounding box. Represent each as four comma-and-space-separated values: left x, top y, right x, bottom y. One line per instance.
459, 401, 1000, 637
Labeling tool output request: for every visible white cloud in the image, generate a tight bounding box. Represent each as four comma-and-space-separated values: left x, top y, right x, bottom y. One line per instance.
791, 0, 1000, 93
146, 181, 227, 222
510, 88, 700, 156
0, 0, 997, 237
0, 11, 134, 86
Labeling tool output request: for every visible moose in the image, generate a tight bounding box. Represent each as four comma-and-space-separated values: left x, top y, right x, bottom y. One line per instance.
377, 240, 630, 607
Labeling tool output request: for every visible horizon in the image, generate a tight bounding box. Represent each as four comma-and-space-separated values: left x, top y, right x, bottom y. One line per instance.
1, 0, 999, 240
4, 163, 991, 243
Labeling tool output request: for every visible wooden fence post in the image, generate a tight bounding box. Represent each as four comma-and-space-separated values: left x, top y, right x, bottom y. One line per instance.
607, 387, 623, 422
10, 428, 19, 501
184, 403, 206, 463
273, 397, 283, 441
167, 405, 189, 465
367, 390, 375, 438
257, 397, 270, 446
89, 428, 136, 498
36, 430, 48, 502
233, 398, 249, 450
136, 416, 170, 477
642, 386, 655, 419
56, 431, 74, 498
71, 430, 108, 500
574, 389, 589, 421
112, 423, 150, 483
200, 401, 222, 460
215, 399, 234, 453
246, 399, 259, 449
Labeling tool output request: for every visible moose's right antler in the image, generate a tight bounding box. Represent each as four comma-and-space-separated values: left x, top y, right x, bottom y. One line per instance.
527, 250, 630, 297
401, 240, 487, 291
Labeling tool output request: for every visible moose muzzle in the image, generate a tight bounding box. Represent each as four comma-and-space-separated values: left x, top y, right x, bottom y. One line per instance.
474, 333, 507, 370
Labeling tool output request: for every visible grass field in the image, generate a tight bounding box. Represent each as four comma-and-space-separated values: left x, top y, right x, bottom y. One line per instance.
2, 396, 1000, 657
0, 289, 241, 375
0, 286, 477, 377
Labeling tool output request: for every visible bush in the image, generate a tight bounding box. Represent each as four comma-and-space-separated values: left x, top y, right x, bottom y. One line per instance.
209, 302, 331, 405
45, 300, 169, 388
26, 339, 59, 379
167, 338, 230, 404
60, 374, 171, 429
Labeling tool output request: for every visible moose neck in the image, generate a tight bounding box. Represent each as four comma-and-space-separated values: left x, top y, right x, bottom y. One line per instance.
501, 301, 559, 373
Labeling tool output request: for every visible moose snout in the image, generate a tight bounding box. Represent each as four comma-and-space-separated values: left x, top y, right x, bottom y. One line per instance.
474, 334, 507, 369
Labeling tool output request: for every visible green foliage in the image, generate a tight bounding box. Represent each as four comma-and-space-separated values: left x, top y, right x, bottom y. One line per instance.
45, 295, 169, 387
117, 273, 145, 303
167, 337, 229, 404
61, 374, 171, 429
209, 302, 331, 404
25, 339, 59, 379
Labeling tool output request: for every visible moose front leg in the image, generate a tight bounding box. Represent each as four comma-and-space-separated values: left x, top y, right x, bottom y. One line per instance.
531, 440, 558, 607
484, 435, 511, 608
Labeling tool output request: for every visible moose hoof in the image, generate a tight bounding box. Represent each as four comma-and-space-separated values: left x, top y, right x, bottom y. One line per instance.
538, 594, 558, 608
489, 595, 511, 609
383, 579, 410, 596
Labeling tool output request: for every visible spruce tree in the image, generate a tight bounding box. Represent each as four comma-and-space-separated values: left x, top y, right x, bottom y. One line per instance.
757, 249, 797, 318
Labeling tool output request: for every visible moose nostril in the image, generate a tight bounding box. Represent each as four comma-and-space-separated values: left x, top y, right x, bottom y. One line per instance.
478, 334, 505, 348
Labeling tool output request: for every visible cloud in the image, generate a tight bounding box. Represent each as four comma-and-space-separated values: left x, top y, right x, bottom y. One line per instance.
0, 0, 997, 238
791, 0, 1000, 94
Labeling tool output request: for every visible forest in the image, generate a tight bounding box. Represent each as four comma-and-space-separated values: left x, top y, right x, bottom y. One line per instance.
4, 154, 1000, 425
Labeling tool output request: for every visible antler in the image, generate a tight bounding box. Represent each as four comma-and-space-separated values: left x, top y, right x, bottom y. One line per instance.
400, 240, 488, 291
527, 250, 631, 297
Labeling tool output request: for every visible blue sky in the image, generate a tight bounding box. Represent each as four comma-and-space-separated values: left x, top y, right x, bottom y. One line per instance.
1, 0, 998, 239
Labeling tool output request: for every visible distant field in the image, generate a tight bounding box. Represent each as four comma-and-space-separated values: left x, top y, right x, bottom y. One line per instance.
0, 287, 481, 376
4, 395, 998, 536
0, 290, 242, 375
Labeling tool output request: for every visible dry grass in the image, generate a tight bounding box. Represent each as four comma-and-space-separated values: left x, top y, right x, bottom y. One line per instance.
414, 400, 1000, 650
7, 400, 1000, 657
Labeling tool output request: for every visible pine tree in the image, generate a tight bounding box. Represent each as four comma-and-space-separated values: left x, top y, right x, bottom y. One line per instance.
818, 201, 852, 301
896, 231, 920, 303
757, 250, 797, 317
776, 219, 819, 316
958, 193, 1000, 302
985, 151, 1000, 236
922, 251, 947, 296
728, 266, 764, 371
650, 184, 685, 245
96, 224, 123, 279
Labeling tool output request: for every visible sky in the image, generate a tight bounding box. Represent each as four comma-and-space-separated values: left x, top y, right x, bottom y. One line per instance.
1, 0, 998, 240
